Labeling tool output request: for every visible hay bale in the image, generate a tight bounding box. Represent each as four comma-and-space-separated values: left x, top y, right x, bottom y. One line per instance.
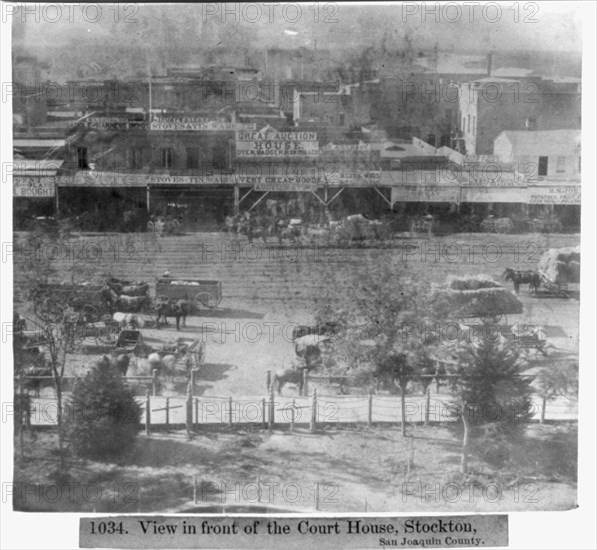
538, 247, 580, 284
449, 275, 502, 291
431, 287, 523, 318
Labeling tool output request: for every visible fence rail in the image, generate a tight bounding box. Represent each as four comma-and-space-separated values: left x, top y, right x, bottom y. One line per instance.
17, 390, 578, 430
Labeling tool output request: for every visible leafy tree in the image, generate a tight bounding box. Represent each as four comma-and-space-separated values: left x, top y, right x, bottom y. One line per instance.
535, 361, 578, 423
314, 258, 439, 436
450, 337, 534, 473
67, 363, 142, 459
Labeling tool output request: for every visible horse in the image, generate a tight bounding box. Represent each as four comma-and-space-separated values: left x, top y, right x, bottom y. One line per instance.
272, 367, 309, 395
155, 299, 190, 331
103, 287, 149, 312
503, 268, 541, 295
120, 283, 149, 297
96, 353, 132, 376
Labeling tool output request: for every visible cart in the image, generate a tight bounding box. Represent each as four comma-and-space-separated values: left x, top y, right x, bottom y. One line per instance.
114, 329, 145, 355
139, 338, 206, 377
155, 278, 222, 313
535, 271, 575, 299
32, 282, 112, 323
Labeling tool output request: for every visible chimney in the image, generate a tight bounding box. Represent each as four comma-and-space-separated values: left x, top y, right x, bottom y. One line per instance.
487, 51, 493, 76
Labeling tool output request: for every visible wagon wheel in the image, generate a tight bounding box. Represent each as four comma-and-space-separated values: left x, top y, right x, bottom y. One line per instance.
195, 292, 217, 311
34, 297, 65, 323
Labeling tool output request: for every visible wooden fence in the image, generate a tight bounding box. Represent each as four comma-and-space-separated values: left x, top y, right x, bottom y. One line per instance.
17, 385, 577, 430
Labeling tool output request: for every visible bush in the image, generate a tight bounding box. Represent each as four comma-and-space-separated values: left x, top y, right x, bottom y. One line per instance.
454, 338, 534, 438
67, 363, 142, 460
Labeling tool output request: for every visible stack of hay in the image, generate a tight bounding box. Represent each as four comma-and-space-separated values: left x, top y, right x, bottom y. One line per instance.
430, 275, 523, 318
537, 247, 580, 284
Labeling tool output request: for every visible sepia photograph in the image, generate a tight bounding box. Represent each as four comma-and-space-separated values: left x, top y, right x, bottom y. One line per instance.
2, 1, 595, 548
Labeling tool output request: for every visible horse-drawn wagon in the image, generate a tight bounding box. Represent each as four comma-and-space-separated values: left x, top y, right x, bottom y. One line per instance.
155, 277, 222, 313
32, 282, 112, 323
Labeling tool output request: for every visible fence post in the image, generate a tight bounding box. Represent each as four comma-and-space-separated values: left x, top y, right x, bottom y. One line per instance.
266, 370, 271, 393
310, 389, 317, 433
368, 390, 373, 427
268, 385, 275, 432
18, 372, 24, 462
303, 369, 309, 397
262, 398, 267, 429
290, 399, 295, 433
186, 385, 193, 438
228, 396, 233, 427
152, 369, 158, 396
425, 387, 431, 426
165, 397, 170, 431
314, 481, 320, 511
190, 369, 195, 395
540, 396, 547, 423
435, 368, 440, 393
193, 475, 197, 504
195, 398, 199, 428
145, 388, 150, 435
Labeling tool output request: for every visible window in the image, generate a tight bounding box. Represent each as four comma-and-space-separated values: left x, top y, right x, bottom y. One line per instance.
187, 148, 200, 170
556, 156, 566, 174
160, 148, 173, 169
472, 116, 476, 135
538, 156, 548, 176
339, 113, 346, 126
212, 144, 227, 171
77, 147, 88, 169
462, 116, 465, 132
129, 148, 143, 169
467, 115, 471, 134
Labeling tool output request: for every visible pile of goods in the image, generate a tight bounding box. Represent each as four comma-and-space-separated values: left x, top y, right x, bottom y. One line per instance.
337, 214, 387, 240
537, 247, 580, 284
107, 277, 150, 297
169, 280, 201, 286
430, 276, 523, 318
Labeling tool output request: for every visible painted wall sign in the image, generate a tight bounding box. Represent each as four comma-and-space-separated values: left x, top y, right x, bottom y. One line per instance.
460, 186, 528, 203
236, 129, 319, 158
392, 185, 460, 203
527, 185, 581, 205
14, 176, 56, 197
150, 122, 256, 131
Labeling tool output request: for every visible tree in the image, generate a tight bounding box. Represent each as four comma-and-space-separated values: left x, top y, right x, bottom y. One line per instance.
450, 337, 534, 473
535, 361, 578, 423
67, 363, 142, 459
313, 258, 439, 436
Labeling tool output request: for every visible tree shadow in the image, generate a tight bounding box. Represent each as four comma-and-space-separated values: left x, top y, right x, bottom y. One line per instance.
196, 363, 238, 382
200, 308, 265, 320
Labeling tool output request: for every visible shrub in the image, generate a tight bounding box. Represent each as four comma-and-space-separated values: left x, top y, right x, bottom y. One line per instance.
67, 363, 142, 460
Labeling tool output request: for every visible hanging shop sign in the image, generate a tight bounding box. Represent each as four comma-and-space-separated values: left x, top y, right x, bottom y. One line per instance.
13, 176, 56, 197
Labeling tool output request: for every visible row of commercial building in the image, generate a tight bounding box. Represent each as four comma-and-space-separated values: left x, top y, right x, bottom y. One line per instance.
13, 52, 581, 231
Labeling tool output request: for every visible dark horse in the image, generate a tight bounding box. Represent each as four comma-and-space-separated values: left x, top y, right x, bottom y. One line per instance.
156, 299, 190, 331
503, 268, 541, 295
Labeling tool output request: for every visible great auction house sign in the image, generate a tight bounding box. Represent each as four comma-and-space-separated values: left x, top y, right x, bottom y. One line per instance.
235, 125, 319, 158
